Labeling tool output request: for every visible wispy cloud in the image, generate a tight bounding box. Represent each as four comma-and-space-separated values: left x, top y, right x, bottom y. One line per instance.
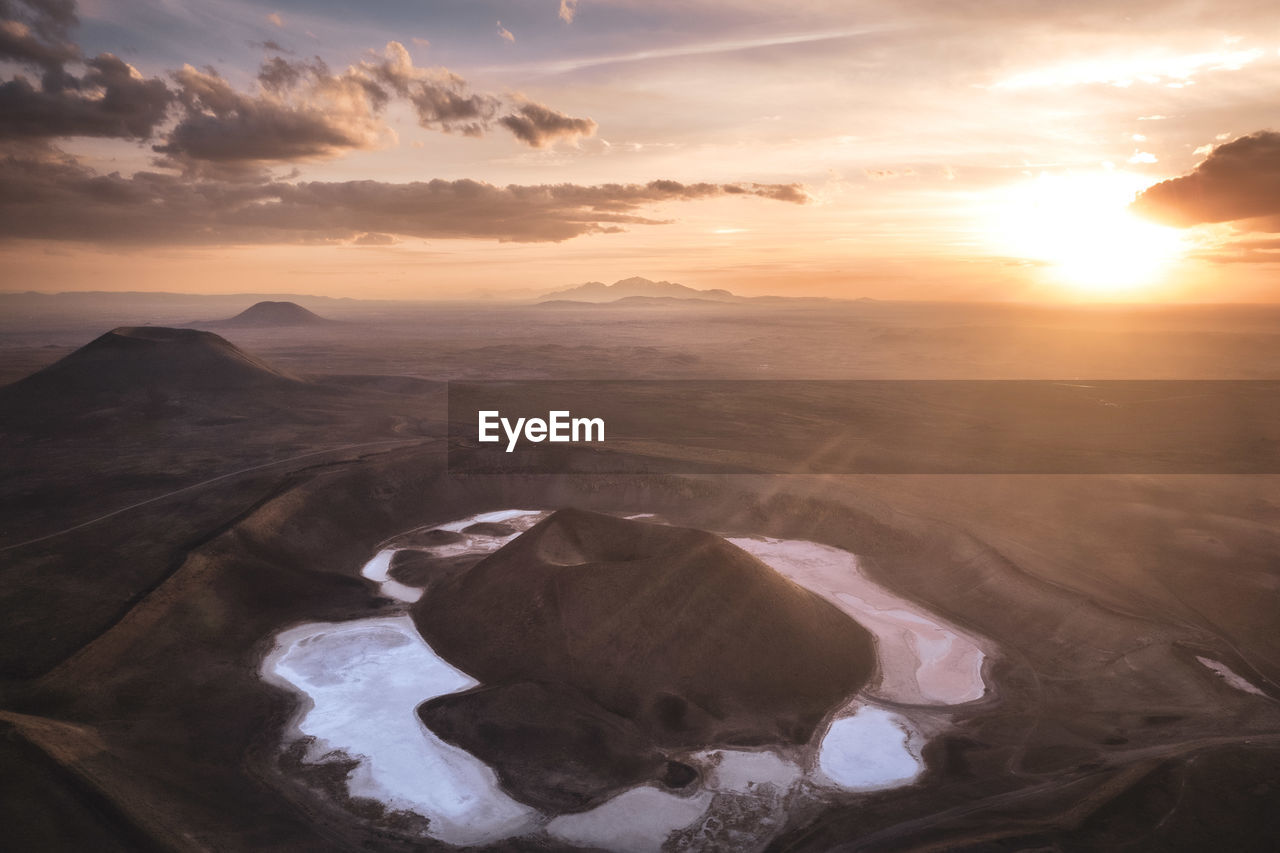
481, 26, 885, 74
992, 47, 1266, 90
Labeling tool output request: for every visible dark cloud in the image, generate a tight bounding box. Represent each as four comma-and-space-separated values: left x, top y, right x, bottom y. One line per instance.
0, 0, 79, 85
0, 53, 172, 140
0, 145, 807, 245
1132, 132, 1280, 228
0, 18, 77, 85
1, 0, 172, 138
499, 100, 597, 148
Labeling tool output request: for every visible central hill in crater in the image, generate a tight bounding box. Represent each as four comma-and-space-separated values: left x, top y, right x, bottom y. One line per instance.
412, 509, 876, 811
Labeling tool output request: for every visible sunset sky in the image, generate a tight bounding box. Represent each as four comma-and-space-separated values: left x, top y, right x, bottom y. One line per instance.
4, 0, 1280, 300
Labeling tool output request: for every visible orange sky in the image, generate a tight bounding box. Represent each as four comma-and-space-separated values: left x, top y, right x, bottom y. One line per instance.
4, 1, 1280, 300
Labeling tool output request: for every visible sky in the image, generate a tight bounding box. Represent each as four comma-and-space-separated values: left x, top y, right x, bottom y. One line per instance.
3, 0, 1280, 300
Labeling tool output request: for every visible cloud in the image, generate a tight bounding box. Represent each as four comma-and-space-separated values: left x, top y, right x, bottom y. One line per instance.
992, 48, 1265, 90
559, 0, 579, 24
0, 17, 78, 85
364, 42, 594, 144
1, 1, 172, 139
267, 12, 284, 28
353, 231, 397, 246
1, 1, 598, 159
154, 40, 575, 170
153, 59, 390, 175
482, 26, 879, 75
496, 21, 514, 43
1132, 131, 1280, 227
0, 145, 807, 245
1190, 235, 1280, 264
0, 0, 89, 97
499, 99, 597, 147
365, 41, 500, 137
0, 52, 172, 140
720, 181, 809, 203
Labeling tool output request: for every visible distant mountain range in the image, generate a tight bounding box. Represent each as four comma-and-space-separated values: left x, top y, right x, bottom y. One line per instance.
537, 296, 737, 310
538, 277, 740, 303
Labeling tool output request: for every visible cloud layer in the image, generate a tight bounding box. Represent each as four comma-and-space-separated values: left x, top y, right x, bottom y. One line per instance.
0, 0, 809, 248
0, 53, 172, 140
0, 145, 806, 244
0, 1, 171, 141
0, 1, 597, 160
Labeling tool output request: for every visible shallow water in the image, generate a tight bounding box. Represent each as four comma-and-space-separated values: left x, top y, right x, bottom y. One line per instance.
264, 510, 992, 850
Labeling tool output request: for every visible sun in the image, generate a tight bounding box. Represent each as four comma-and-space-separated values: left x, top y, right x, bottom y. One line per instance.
989, 170, 1187, 295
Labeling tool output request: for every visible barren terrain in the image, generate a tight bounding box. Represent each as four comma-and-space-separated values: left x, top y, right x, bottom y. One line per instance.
1, 295, 1278, 851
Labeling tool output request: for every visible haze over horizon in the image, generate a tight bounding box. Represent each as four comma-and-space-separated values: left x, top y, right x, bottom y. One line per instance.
4, 0, 1280, 301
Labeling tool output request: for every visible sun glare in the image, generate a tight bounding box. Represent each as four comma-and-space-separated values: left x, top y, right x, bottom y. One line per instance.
990, 171, 1187, 295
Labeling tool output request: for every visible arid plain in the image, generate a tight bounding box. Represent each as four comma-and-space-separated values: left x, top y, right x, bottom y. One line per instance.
1, 293, 1278, 852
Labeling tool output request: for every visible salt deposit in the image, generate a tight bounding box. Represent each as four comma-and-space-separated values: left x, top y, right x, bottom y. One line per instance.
815, 705, 923, 790
729, 536, 987, 705
547, 787, 715, 853
1195, 655, 1268, 697
262, 616, 539, 845
361, 510, 548, 601
359, 549, 422, 603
